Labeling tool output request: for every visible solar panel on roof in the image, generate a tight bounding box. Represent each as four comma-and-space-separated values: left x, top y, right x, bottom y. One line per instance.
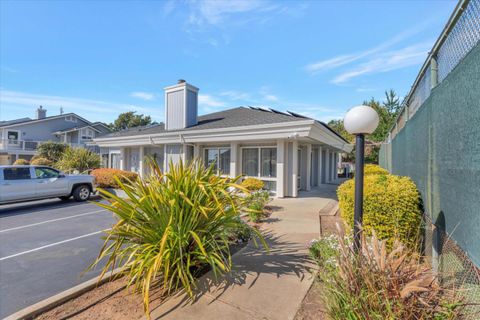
287, 111, 309, 119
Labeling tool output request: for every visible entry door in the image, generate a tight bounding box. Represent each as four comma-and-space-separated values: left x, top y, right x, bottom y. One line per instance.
34, 167, 69, 197
0, 167, 36, 202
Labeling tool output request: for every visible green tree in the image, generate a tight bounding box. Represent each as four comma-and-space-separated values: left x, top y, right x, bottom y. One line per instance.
110, 111, 152, 131
57, 148, 101, 173
332, 90, 401, 164
37, 141, 70, 163
327, 119, 354, 143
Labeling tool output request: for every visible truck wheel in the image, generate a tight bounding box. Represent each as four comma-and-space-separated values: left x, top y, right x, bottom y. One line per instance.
73, 185, 91, 202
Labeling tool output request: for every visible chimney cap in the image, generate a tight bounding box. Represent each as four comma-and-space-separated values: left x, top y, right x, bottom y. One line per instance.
177, 79, 186, 84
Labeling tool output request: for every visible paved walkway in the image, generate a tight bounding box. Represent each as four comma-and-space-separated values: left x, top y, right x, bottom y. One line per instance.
150, 183, 342, 320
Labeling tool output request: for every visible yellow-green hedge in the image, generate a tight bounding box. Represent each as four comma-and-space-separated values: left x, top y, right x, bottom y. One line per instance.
241, 177, 264, 191
364, 164, 389, 176
338, 174, 422, 248
13, 159, 30, 165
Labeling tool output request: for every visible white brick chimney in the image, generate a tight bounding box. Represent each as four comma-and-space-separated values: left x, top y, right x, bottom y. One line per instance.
164, 80, 199, 130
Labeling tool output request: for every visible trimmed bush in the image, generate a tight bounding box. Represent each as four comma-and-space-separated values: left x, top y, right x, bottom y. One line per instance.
30, 157, 53, 166
364, 164, 389, 176
338, 173, 422, 248
13, 158, 30, 165
91, 168, 138, 188
241, 177, 264, 191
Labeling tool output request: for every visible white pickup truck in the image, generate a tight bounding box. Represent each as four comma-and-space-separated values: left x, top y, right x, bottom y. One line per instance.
0, 165, 96, 204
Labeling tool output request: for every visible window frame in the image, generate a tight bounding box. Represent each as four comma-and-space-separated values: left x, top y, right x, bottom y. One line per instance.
34, 167, 61, 179
241, 146, 277, 180
203, 147, 231, 176
3, 167, 32, 180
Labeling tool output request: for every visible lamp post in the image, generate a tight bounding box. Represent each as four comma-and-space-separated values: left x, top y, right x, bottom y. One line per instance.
343, 105, 379, 253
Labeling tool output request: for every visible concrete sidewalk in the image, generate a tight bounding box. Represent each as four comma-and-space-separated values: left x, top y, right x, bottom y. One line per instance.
150, 183, 341, 320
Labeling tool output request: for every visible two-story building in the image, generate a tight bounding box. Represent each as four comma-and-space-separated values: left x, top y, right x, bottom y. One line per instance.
0, 107, 111, 165
94, 80, 352, 198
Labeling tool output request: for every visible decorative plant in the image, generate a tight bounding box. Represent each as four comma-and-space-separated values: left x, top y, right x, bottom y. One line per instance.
13, 158, 30, 165
88, 159, 267, 318
37, 141, 70, 163
90, 168, 138, 188
56, 147, 101, 173
244, 190, 271, 222
363, 164, 389, 176
338, 173, 422, 248
30, 157, 53, 166
315, 231, 463, 320
241, 177, 264, 191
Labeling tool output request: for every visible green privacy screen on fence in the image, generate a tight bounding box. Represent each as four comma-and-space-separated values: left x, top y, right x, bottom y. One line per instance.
380, 43, 480, 267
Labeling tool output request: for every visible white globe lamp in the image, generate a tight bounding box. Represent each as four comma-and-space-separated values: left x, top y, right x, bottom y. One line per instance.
343, 105, 379, 253
344, 105, 379, 135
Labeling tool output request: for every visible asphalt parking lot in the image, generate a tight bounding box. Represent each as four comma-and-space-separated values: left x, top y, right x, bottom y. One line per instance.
0, 198, 117, 318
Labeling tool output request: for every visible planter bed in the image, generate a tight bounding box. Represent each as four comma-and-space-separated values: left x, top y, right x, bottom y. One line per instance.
30, 239, 250, 320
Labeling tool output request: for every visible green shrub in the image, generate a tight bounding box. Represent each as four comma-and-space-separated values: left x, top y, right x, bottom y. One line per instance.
57, 148, 101, 173
337, 174, 422, 248
364, 164, 389, 176
308, 235, 339, 273
227, 217, 252, 243
37, 141, 69, 163
30, 157, 53, 166
13, 158, 30, 165
91, 168, 138, 188
241, 177, 264, 191
244, 190, 270, 222
88, 160, 267, 317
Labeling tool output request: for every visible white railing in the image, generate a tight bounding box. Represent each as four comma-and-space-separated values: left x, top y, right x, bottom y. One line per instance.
0, 140, 90, 152
0, 139, 41, 151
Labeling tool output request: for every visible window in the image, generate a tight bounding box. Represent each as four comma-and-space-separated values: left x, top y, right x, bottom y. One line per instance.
242, 147, 276, 178
81, 128, 94, 140
3, 168, 31, 180
242, 148, 258, 176
65, 116, 78, 123
35, 167, 60, 179
204, 148, 230, 175
7, 130, 19, 143
261, 148, 277, 177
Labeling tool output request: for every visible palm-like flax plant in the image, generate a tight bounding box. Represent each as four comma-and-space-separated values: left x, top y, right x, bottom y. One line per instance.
88, 159, 266, 318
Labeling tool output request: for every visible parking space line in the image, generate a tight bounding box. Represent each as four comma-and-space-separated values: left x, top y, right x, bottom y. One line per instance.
0, 229, 111, 261
0, 209, 108, 233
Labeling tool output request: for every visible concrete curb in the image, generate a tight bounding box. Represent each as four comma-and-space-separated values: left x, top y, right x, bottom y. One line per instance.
4, 268, 123, 320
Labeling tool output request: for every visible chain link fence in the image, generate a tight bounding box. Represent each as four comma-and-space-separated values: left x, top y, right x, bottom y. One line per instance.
380, 1, 480, 317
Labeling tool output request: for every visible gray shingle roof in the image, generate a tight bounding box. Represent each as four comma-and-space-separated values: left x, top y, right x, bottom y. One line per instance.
0, 117, 33, 127
101, 107, 308, 138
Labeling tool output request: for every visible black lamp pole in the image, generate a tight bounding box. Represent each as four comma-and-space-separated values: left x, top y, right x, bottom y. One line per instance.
353, 133, 365, 253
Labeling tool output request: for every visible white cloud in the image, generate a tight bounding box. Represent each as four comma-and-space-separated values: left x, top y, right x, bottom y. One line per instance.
332, 42, 431, 84
220, 90, 251, 100
188, 0, 278, 26
0, 89, 164, 122
263, 94, 279, 102
305, 21, 436, 83
198, 94, 224, 107
130, 91, 155, 101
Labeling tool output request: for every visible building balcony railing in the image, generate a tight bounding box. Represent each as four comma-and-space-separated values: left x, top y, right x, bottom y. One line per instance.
0, 139, 41, 151
0, 139, 92, 152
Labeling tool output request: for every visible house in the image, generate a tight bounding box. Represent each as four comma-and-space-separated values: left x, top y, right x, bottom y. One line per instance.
93, 80, 352, 197
0, 106, 111, 165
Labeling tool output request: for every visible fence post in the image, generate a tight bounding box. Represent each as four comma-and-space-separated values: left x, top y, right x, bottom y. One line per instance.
430, 56, 438, 89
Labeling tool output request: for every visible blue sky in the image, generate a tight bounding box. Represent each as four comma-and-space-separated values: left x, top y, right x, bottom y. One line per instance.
0, 0, 457, 124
